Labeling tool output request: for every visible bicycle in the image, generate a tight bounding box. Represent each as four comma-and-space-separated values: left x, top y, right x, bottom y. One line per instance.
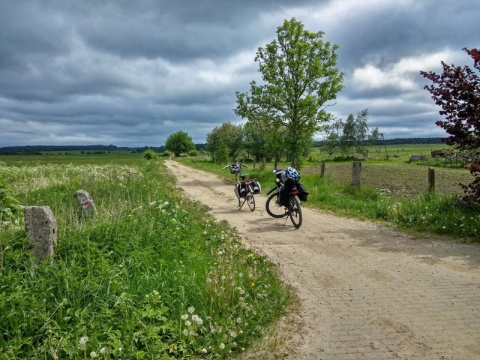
222, 164, 260, 211
265, 168, 306, 228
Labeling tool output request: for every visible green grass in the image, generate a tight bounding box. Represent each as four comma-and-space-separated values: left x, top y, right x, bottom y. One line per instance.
0, 158, 292, 359
178, 155, 480, 242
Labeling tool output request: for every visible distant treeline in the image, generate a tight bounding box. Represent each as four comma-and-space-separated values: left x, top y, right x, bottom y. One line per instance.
313, 137, 444, 147
0, 144, 207, 155
0, 139, 442, 155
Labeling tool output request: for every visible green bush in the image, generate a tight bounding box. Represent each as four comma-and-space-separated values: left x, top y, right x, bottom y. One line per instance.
142, 148, 158, 160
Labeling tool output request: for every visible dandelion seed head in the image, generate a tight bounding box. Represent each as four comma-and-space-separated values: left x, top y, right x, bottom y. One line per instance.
90, 351, 98, 358
219, 343, 225, 350
188, 306, 195, 314
181, 314, 188, 320
192, 314, 203, 325
79, 336, 89, 346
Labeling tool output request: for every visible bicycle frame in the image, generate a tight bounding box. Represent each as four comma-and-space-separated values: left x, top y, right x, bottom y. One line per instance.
236, 176, 256, 211
265, 169, 303, 228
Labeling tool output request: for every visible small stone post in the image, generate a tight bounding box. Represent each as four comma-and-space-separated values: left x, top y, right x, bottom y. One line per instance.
351, 161, 361, 186
74, 189, 97, 216
320, 160, 326, 177
24, 206, 57, 263
262, 158, 267, 170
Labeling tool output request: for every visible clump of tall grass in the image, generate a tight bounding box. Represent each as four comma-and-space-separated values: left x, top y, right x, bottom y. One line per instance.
0, 160, 291, 358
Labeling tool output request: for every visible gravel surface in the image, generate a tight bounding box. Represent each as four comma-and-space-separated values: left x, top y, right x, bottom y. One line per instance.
166, 160, 480, 360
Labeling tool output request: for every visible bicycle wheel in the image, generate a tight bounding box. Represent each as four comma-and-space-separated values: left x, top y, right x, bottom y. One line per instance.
289, 195, 303, 228
266, 192, 287, 218
246, 192, 255, 211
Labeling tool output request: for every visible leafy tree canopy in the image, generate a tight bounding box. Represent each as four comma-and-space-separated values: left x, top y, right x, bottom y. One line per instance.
421, 48, 480, 202
235, 17, 344, 168
206, 122, 243, 162
165, 131, 195, 156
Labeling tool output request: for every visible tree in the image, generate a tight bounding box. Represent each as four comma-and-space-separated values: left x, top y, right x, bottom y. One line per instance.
340, 109, 373, 158
323, 109, 377, 159
321, 124, 341, 158
165, 131, 195, 157
206, 122, 243, 163
420, 48, 480, 203
243, 120, 288, 166
235, 18, 344, 169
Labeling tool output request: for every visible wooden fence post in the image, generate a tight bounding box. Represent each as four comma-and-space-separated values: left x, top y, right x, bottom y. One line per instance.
428, 167, 435, 192
352, 161, 361, 186
320, 160, 325, 177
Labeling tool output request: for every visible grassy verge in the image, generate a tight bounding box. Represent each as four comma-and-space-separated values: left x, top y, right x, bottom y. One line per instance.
177, 157, 480, 242
0, 159, 292, 359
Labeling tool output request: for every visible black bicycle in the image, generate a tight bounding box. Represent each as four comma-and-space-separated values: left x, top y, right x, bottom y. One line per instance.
236, 173, 259, 211
265, 169, 304, 228
223, 164, 260, 211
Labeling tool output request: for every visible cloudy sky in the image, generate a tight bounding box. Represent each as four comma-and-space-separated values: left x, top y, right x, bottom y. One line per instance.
0, 0, 478, 148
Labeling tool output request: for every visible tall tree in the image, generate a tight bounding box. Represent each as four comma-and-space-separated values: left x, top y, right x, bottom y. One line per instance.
206, 122, 243, 163
420, 48, 480, 202
339, 109, 374, 158
234, 18, 344, 169
164, 131, 195, 156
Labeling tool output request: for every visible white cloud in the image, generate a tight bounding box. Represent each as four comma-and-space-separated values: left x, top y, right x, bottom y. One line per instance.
352, 50, 454, 91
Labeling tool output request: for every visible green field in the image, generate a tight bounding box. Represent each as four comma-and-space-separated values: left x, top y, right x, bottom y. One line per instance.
1, 144, 479, 358
0, 156, 292, 359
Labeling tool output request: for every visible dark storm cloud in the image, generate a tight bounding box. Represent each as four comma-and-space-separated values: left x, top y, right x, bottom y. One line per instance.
0, 0, 478, 147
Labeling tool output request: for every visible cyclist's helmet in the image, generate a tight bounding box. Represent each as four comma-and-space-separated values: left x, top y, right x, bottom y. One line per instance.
285, 167, 300, 181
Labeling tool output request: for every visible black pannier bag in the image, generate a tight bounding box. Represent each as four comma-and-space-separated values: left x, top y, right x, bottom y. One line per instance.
230, 165, 239, 174
251, 180, 261, 194
297, 182, 309, 202
279, 179, 295, 207
279, 187, 290, 207
237, 183, 247, 198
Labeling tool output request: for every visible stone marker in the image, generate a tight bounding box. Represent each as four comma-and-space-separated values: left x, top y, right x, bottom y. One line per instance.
74, 189, 97, 216
24, 206, 57, 263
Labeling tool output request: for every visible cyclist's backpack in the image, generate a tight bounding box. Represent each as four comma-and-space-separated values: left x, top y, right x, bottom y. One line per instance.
297, 182, 309, 202
230, 165, 239, 174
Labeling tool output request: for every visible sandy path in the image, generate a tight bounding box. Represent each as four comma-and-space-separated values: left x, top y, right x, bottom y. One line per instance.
165, 160, 480, 360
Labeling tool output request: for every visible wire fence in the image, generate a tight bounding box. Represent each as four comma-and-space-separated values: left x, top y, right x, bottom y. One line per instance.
302, 161, 473, 198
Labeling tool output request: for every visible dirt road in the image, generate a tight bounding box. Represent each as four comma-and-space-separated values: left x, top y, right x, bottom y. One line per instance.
165, 160, 480, 360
